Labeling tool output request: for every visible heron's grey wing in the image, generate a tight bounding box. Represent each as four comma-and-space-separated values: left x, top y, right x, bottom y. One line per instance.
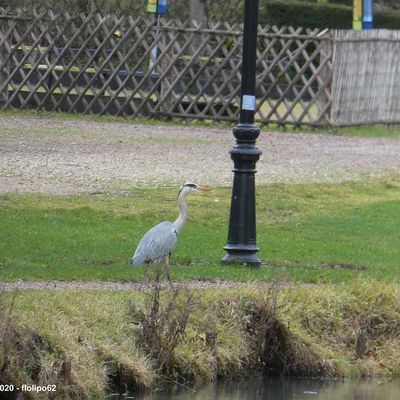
132, 221, 178, 265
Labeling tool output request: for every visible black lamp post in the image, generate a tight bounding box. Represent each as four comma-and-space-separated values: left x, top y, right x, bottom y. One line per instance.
222, 0, 262, 267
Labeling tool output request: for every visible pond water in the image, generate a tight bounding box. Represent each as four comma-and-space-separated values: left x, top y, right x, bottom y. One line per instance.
110, 378, 400, 400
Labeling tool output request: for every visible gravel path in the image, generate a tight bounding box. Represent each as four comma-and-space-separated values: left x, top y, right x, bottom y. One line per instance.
0, 279, 244, 292
1, 115, 400, 194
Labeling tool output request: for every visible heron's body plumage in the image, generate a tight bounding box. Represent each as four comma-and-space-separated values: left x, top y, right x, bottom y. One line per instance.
131, 183, 210, 288
131, 221, 178, 265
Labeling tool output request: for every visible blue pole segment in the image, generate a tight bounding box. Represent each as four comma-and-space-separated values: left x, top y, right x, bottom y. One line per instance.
363, 0, 373, 29
157, 0, 168, 14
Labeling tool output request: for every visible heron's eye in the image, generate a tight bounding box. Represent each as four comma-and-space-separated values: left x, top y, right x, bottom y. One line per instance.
184, 183, 197, 189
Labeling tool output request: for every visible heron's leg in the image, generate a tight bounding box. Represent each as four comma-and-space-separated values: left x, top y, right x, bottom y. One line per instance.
164, 255, 174, 291
144, 263, 161, 291
153, 262, 162, 290
143, 264, 148, 282
142, 264, 150, 291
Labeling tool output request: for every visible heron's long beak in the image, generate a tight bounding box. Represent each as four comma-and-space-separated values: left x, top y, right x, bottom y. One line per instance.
197, 185, 212, 192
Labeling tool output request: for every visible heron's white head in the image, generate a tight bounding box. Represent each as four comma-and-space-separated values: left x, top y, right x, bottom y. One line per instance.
177, 182, 211, 198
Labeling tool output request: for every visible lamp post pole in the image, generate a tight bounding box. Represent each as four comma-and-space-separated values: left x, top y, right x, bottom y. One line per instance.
222, 0, 262, 267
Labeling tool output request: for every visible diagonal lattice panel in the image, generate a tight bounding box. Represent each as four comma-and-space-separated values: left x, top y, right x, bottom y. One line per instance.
255, 26, 331, 125
0, 9, 333, 126
153, 21, 243, 120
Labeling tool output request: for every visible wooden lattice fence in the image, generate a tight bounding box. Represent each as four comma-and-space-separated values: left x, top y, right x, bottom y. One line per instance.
0, 9, 332, 125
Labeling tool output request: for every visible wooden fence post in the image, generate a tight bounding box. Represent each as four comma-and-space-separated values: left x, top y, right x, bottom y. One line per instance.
0, 17, 10, 106
316, 32, 333, 125
158, 25, 175, 116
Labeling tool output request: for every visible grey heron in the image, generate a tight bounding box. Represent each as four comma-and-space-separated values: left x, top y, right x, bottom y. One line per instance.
131, 183, 211, 284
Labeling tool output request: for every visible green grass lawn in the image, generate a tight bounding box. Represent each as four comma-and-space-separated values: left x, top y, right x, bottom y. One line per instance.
1, 177, 400, 283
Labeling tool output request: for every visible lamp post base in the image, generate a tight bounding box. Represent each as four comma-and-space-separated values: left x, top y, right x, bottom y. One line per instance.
222, 252, 261, 267
222, 244, 261, 267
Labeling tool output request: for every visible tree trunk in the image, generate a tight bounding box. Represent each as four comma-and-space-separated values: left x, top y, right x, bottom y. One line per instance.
190, 0, 206, 24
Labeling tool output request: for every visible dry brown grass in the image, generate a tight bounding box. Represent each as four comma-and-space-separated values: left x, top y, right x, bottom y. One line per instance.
0, 279, 399, 398
279, 279, 400, 377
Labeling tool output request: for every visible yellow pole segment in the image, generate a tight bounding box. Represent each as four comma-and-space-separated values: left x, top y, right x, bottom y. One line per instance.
353, 0, 363, 30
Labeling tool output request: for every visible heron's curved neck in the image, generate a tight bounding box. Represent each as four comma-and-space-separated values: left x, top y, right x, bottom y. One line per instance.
173, 192, 188, 234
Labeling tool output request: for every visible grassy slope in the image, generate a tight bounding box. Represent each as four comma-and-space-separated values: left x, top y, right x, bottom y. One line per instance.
2, 280, 399, 398
1, 177, 400, 282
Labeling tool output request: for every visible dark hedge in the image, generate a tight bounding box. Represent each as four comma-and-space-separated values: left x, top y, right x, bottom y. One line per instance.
1, 0, 400, 30
260, 0, 400, 29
